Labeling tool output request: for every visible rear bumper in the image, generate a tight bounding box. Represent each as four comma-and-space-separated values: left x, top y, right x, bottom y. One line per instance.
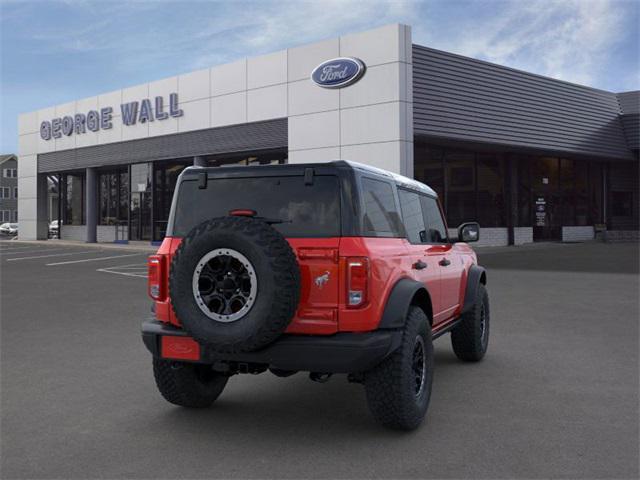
141, 319, 401, 373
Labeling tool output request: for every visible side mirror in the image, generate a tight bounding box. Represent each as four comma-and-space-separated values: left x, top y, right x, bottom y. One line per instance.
458, 222, 480, 243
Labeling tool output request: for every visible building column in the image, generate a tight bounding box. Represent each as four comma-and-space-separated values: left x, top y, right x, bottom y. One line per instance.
193, 156, 207, 167
85, 167, 97, 243
36, 173, 49, 239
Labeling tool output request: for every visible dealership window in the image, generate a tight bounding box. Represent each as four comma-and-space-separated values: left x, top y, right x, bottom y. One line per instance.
415, 143, 508, 229
99, 169, 128, 225
477, 154, 506, 227
61, 173, 85, 225
589, 162, 604, 225
608, 162, 639, 230
612, 192, 633, 217
444, 151, 476, 227
516, 157, 532, 227
414, 144, 444, 200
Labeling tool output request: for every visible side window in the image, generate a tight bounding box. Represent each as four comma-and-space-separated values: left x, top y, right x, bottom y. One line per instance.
361, 177, 403, 236
398, 189, 427, 244
420, 195, 449, 243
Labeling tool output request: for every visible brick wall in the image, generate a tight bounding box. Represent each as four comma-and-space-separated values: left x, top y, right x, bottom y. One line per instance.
514, 227, 533, 245
604, 230, 640, 242
562, 226, 594, 242
448, 227, 509, 246
60, 225, 86, 241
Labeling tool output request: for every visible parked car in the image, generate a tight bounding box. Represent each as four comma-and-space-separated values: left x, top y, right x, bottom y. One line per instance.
0, 223, 18, 236
142, 161, 488, 430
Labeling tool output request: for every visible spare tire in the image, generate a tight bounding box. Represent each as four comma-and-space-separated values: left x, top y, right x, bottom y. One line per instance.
169, 216, 300, 353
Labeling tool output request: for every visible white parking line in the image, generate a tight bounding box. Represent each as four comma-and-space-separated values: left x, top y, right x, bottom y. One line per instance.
6, 250, 99, 262
46, 253, 143, 266
97, 262, 147, 278
1, 248, 70, 256
0, 246, 50, 253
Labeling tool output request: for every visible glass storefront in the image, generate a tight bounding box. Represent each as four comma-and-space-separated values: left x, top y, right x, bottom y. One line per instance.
414, 143, 506, 229
414, 140, 621, 241
98, 168, 128, 226
61, 172, 85, 225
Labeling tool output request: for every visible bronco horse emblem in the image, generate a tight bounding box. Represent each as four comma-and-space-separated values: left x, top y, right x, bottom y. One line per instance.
314, 271, 331, 289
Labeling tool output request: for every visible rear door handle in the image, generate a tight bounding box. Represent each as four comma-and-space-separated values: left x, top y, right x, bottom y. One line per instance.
413, 260, 427, 270
439, 258, 451, 267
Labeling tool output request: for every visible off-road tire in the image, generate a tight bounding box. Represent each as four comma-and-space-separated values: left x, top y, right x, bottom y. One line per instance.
451, 283, 489, 362
169, 216, 300, 353
153, 358, 228, 408
364, 306, 433, 430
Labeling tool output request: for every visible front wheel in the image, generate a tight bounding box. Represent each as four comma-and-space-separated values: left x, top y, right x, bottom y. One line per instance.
364, 306, 433, 430
153, 359, 228, 408
451, 283, 490, 362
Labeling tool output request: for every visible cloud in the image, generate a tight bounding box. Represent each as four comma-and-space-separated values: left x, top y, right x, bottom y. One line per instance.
414, 0, 637, 89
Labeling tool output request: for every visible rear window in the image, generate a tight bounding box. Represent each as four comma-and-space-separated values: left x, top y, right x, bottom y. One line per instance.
172, 175, 341, 237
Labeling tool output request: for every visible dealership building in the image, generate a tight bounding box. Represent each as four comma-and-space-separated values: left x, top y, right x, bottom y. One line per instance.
17, 24, 639, 245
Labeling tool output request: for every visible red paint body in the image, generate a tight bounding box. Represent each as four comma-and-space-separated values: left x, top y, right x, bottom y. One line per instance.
151, 235, 477, 335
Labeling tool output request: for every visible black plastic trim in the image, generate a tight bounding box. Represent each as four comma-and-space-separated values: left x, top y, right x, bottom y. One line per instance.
141, 320, 402, 374
461, 265, 487, 314
378, 278, 431, 329
432, 317, 462, 339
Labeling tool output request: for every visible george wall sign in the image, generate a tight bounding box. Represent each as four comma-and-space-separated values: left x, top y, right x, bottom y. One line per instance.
40, 93, 184, 141
311, 57, 366, 89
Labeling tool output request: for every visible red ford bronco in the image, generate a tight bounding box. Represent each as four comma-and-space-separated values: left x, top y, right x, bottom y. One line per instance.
142, 161, 489, 430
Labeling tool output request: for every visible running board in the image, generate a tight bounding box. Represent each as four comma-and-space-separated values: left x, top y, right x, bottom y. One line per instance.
432, 317, 462, 340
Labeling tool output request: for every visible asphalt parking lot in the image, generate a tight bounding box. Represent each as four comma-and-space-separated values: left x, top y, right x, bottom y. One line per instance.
1, 240, 638, 479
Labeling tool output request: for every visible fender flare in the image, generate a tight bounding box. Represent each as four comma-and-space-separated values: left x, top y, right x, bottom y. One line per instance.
378, 278, 433, 329
461, 265, 487, 315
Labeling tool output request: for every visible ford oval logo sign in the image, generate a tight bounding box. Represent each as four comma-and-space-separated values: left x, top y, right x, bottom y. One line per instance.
311, 57, 366, 89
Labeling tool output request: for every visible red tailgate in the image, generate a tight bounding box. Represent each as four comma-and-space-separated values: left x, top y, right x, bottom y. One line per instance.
286, 238, 341, 334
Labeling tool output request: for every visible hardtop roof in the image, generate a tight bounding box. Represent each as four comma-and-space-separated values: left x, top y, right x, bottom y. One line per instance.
181, 160, 437, 197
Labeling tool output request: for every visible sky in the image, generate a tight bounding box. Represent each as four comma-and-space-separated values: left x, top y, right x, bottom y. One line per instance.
1, 0, 638, 153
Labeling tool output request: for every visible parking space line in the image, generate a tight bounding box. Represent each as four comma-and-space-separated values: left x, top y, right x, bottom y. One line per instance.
0, 247, 51, 253
46, 253, 143, 266
1, 248, 71, 256
97, 268, 147, 278
7, 250, 99, 262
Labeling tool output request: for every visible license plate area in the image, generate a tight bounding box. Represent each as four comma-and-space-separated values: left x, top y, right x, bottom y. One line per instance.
160, 335, 201, 361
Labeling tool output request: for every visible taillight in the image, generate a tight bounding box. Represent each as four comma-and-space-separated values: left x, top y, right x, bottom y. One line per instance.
346, 257, 369, 308
148, 255, 166, 301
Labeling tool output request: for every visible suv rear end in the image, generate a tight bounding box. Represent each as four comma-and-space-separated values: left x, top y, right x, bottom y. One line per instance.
148, 162, 372, 335
141, 160, 489, 430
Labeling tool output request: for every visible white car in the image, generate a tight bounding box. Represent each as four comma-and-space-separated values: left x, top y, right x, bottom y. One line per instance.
0, 223, 18, 236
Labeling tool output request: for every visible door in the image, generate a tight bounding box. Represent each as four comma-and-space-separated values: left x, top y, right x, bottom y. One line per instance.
397, 188, 443, 323
420, 195, 463, 320
130, 192, 151, 241
532, 157, 561, 241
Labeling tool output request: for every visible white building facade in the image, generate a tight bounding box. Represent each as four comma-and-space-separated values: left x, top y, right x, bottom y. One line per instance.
17, 24, 639, 245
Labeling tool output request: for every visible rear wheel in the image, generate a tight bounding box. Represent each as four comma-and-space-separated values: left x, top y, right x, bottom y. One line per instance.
153, 358, 228, 408
364, 306, 433, 430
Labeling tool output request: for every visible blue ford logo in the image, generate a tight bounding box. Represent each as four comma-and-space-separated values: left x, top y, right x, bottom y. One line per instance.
311, 57, 366, 89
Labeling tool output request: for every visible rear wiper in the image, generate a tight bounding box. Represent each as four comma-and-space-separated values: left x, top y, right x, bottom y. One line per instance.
254, 216, 290, 225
